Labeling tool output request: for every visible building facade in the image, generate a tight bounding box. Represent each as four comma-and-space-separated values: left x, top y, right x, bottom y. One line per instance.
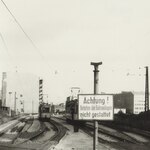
1, 72, 7, 107
113, 91, 149, 115
133, 92, 147, 114
51, 103, 65, 114
1, 72, 39, 114
113, 92, 134, 114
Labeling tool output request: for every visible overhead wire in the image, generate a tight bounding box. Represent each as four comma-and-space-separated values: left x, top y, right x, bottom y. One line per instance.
0, 32, 14, 70
1, 0, 37, 49
0, 32, 32, 113
0, 0, 52, 73
0, 0, 43, 112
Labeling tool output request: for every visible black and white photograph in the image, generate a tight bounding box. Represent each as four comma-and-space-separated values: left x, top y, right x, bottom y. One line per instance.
0, 0, 150, 150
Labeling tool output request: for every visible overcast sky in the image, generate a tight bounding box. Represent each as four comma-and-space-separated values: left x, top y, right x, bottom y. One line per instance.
0, 0, 150, 104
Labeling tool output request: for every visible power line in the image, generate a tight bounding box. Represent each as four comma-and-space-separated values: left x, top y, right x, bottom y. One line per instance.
1, 0, 37, 49
0, 32, 14, 69
0, 32, 30, 109
1, 0, 52, 72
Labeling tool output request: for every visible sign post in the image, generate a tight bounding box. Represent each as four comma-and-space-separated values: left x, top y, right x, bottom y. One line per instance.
78, 94, 113, 149
78, 62, 114, 150
91, 62, 102, 150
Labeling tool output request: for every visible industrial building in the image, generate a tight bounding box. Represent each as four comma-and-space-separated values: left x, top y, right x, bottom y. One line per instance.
113, 91, 150, 114
51, 103, 65, 114
113, 92, 134, 114
0, 72, 39, 115
133, 91, 146, 114
66, 91, 149, 115
1, 72, 7, 107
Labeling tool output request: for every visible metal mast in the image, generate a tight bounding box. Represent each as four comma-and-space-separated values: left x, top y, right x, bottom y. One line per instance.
39, 78, 43, 104
145, 66, 149, 111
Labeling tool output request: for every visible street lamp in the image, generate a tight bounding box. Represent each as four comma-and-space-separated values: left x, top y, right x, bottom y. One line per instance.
19, 94, 24, 114
8, 92, 12, 116
13, 92, 23, 116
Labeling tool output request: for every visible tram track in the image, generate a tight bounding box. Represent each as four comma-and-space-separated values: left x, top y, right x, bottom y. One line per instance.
86, 123, 140, 144
99, 122, 150, 142
54, 116, 143, 144
80, 122, 150, 150
81, 125, 132, 150
48, 119, 67, 142
53, 116, 150, 150
12, 118, 67, 150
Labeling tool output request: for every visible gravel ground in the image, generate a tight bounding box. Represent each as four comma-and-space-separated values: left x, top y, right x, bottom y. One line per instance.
0, 120, 19, 133
50, 118, 115, 150
31, 122, 55, 143
0, 120, 21, 144
123, 131, 149, 142
27, 120, 41, 133
86, 122, 117, 133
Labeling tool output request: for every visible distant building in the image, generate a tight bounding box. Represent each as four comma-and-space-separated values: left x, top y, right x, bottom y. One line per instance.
113, 91, 150, 114
1, 72, 7, 107
0, 72, 39, 114
65, 92, 134, 114
51, 103, 65, 114
133, 91, 148, 114
65, 91, 148, 115
113, 92, 134, 114
66, 96, 72, 101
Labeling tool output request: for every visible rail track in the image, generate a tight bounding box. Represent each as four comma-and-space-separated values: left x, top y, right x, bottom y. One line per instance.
53, 116, 150, 150
85, 123, 139, 143
100, 121, 150, 139
79, 122, 150, 150
49, 119, 67, 142
0, 116, 66, 149
12, 118, 67, 150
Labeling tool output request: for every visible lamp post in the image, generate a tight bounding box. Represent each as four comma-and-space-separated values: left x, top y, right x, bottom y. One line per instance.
32, 100, 34, 114
14, 92, 17, 115
8, 92, 12, 116
14, 92, 23, 116
19, 94, 24, 114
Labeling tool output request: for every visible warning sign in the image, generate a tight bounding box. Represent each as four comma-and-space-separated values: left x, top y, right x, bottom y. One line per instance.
78, 94, 114, 120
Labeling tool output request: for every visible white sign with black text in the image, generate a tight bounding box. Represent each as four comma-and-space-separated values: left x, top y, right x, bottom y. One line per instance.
78, 94, 114, 120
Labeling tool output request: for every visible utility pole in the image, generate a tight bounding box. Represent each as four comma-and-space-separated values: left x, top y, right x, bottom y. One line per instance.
23, 100, 24, 113
91, 62, 102, 150
145, 66, 149, 111
8, 92, 12, 116
14, 92, 17, 115
32, 100, 34, 114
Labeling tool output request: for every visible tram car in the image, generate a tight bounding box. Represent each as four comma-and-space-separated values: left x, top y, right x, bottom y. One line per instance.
65, 98, 85, 126
65, 99, 78, 122
39, 103, 51, 121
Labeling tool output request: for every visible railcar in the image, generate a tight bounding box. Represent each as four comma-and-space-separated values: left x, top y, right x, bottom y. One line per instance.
65, 99, 85, 126
65, 99, 78, 122
39, 103, 51, 121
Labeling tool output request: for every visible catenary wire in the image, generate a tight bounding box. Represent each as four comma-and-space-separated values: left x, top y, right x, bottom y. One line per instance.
0, 32, 14, 69
0, 0, 52, 72
0, 32, 32, 113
